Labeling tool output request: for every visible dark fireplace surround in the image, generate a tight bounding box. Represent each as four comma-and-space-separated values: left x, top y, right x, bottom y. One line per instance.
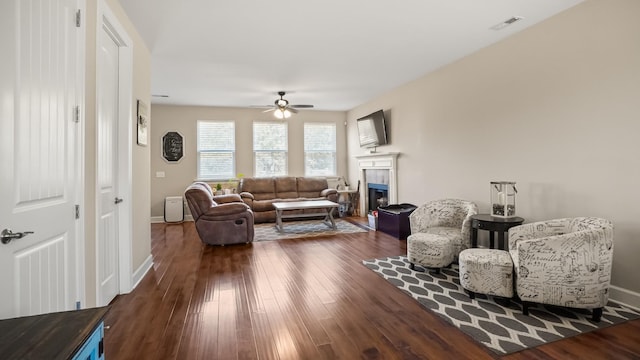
367, 183, 389, 213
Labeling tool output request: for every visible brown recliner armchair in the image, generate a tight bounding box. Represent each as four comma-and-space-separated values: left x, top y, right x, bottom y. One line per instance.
184, 182, 254, 245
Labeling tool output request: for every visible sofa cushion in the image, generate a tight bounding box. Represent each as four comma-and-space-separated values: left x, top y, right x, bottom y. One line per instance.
297, 177, 329, 198
252, 198, 306, 212
252, 199, 277, 213
275, 177, 299, 199
239, 177, 276, 201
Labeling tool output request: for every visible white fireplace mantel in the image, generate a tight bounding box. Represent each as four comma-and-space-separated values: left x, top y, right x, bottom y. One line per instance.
356, 152, 399, 214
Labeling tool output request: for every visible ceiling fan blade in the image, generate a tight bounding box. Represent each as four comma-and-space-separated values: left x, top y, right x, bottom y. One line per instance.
290, 104, 314, 109
288, 108, 299, 114
250, 105, 273, 109
262, 108, 276, 113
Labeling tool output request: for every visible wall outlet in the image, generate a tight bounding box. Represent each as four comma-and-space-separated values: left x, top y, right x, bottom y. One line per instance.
156, 171, 165, 178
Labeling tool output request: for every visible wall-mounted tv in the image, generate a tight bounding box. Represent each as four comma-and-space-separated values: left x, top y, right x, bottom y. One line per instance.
357, 109, 388, 149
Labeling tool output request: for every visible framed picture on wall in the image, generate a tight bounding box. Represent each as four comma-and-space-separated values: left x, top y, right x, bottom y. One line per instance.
162, 131, 184, 163
137, 100, 149, 146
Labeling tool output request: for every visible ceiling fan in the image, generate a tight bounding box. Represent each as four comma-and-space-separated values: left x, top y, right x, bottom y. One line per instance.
253, 91, 314, 119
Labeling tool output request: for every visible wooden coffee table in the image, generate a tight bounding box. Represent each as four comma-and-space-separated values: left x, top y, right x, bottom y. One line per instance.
272, 200, 340, 233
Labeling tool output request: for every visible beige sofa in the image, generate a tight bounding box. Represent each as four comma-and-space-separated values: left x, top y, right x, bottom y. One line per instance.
238, 177, 338, 223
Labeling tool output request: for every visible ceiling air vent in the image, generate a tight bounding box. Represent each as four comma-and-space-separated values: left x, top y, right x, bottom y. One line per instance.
490, 16, 523, 31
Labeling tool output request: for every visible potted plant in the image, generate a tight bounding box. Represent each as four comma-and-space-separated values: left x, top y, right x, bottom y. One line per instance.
215, 183, 223, 195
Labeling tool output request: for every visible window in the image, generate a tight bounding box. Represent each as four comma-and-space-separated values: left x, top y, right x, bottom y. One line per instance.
304, 122, 336, 176
197, 120, 235, 179
253, 122, 288, 177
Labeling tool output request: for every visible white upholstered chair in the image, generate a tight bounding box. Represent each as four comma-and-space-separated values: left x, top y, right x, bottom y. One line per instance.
508, 217, 613, 322
406, 199, 478, 272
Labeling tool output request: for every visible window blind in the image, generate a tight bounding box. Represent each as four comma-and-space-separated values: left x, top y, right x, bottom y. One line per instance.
197, 120, 235, 179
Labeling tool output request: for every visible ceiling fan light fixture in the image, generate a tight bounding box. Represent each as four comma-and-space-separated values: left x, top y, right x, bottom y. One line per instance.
274, 108, 291, 119
255, 91, 311, 119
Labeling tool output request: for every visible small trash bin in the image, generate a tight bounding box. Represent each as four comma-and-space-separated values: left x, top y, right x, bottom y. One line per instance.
367, 211, 378, 230
377, 203, 417, 240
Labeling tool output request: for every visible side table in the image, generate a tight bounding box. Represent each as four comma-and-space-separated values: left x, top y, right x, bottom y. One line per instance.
337, 189, 359, 217
470, 214, 524, 250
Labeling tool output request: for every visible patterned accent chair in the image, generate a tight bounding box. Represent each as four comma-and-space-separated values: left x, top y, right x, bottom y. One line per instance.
508, 217, 614, 322
406, 199, 478, 271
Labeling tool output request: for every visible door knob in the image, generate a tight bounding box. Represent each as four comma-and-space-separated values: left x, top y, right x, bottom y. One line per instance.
114, 197, 123, 204
1, 229, 34, 244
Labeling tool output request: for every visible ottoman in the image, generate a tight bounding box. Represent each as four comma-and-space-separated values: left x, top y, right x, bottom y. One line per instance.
406, 233, 455, 273
459, 248, 513, 299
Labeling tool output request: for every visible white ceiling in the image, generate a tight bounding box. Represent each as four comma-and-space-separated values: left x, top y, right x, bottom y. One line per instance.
120, 0, 583, 111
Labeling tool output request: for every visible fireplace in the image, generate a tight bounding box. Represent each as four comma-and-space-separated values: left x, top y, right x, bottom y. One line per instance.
367, 183, 389, 212
356, 152, 399, 215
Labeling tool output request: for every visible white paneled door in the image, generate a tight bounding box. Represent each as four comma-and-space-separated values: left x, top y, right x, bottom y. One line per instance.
0, 0, 83, 319
97, 20, 122, 307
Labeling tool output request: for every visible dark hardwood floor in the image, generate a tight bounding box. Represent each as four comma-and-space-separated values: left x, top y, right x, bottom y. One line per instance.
104, 219, 640, 359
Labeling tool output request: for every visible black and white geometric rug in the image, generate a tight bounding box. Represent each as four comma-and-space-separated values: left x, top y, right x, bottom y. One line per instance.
254, 219, 368, 241
362, 255, 640, 355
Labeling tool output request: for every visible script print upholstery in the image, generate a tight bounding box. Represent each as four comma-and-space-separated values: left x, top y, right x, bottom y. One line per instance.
409, 199, 479, 257
406, 233, 455, 269
508, 217, 613, 311
459, 249, 514, 298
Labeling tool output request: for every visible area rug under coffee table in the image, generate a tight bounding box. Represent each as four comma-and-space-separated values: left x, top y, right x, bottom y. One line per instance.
362, 255, 640, 355
254, 219, 367, 241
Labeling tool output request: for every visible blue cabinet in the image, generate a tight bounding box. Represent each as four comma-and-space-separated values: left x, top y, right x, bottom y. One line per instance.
72, 321, 105, 360
0, 307, 108, 359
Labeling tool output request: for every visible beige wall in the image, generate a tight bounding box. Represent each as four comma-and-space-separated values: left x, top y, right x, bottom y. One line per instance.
83, 0, 151, 306
150, 105, 348, 217
347, 0, 640, 298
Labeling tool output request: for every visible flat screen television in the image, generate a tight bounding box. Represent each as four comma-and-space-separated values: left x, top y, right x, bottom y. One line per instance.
357, 109, 388, 148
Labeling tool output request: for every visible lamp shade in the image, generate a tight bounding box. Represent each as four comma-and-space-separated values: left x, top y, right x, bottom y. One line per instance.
274, 108, 291, 119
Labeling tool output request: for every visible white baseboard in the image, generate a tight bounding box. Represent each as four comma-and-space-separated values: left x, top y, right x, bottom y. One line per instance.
610, 285, 640, 311
151, 215, 194, 223
131, 254, 153, 290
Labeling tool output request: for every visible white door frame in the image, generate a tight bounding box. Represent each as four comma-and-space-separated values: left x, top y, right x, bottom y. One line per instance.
97, 0, 133, 301
75, 0, 87, 310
